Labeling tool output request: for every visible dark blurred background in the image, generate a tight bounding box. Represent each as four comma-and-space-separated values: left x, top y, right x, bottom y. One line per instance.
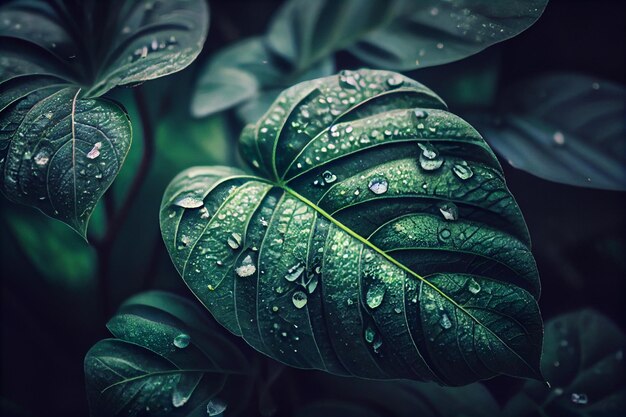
1, 0, 625, 416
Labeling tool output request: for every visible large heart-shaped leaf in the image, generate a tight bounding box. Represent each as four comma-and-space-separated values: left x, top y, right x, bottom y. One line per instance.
85, 291, 250, 417
266, 0, 548, 71
0, 0, 208, 234
162, 69, 543, 385
503, 309, 626, 417
470, 73, 626, 191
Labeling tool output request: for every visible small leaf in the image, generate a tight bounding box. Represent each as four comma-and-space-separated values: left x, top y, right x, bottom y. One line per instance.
266, 0, 548, 71
163, 69, 543, 385
0, 0, 209, 233
504, 310, 626, 417
84, 291, 249, 417
471, 73, 626, 190
0, 88, 131, 236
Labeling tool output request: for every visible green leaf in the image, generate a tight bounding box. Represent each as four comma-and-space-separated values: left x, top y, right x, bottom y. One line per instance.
470, 73, 626, 191
191, 37, 335, 121
504, 310, 626, 417
161, 69, 543, 385
0, 87, 131, 235
266, 0, 548, 71
85, 291, 249, 417
295, 374, 499, 417
0, 0, 208, 233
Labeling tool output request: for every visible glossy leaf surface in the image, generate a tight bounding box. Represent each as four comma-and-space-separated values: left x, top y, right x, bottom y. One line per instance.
84, 291, 248, 417
0, 0, 208, 233
267, 0, 548, 70
162, 69, 543, 385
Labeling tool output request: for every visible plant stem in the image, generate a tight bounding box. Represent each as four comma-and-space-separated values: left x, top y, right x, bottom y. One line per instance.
94, 86, 155, 317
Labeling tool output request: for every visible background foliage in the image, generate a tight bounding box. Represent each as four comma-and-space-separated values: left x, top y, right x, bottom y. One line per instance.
0, 0, 624, 416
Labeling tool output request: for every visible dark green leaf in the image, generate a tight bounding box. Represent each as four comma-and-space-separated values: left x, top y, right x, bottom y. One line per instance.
504, 310, 626, 417
266, 0, 548, 71
85, 291, 249, 417
0, 87, 131, 236
162, 69, 543, 385
191, 37, 334, 121
0, 0, 208, 233
471, 73, 626, 190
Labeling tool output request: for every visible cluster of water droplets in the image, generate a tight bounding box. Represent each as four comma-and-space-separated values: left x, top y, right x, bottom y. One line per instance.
130, 35, 179, 62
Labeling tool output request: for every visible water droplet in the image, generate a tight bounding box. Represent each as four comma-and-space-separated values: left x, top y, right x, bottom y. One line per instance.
366, 285, 385, 309
436, 42, 444, 49
307, 275, 319, 293
386, 75, 403, 87
439, 228, 451, 240
368, 177, 388, 195
173, 333, 191, 349
86, 142, 102, 159
199, 207, 210, 219
292, 291, 308, 309
235, 255, 256, 277
438, 202, 458, 221
468, 278, 481, 294
172, 390, 190, 408
338, 70, 360, 90
571, 393, 588, 405
227, 232, 242, 250
452, 161, 473, 180
206, 398, 227, 416
413, 109, 428, 119
418, 143, 444, 171
285, 262, 305, 282
554, 387, 564, 396
34, 150, 50, 166
322, 170, 337, 184
373, 338, 383, 352
553, 131, 565, 146
364, 325, 375, 343
174, 195, 204, 208
394, 307, 402, 314
440, 313, 452, 329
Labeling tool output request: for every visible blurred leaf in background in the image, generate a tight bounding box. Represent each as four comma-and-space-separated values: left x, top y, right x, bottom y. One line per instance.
191, 0, 547, 122
471, 73, 626, 190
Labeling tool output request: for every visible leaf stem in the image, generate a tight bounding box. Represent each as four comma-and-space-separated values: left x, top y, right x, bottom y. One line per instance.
94, 86, 155, 317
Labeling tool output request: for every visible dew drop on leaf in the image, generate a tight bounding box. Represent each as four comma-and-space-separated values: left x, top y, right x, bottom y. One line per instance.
364, 325, 376, 343
206, 398, 227, 416
452, 161, 473, 180
373, 338, 383, 353
86, 142, 102, 159
173, 333, 191, 349
438, 202, 458, 221
439, 228, 451, 240
571, 393, 588, 405
292, 291, 308, 309
307, 275, 319, 294
322, 170, 337, 184
172, 390, 190, 408
235, 255, 256, 277
440, 313, 452, 329
468, 278, 481, 294
553, 131, 566, 146
285, 262, 305, 282
34, 150, 50, 166
368, 177, 388, 195
227, 232, 242, 250
173, 196, 204, 209
338, 70, 360, 90
366, 285, 385, 309
418, 144, 444, 171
